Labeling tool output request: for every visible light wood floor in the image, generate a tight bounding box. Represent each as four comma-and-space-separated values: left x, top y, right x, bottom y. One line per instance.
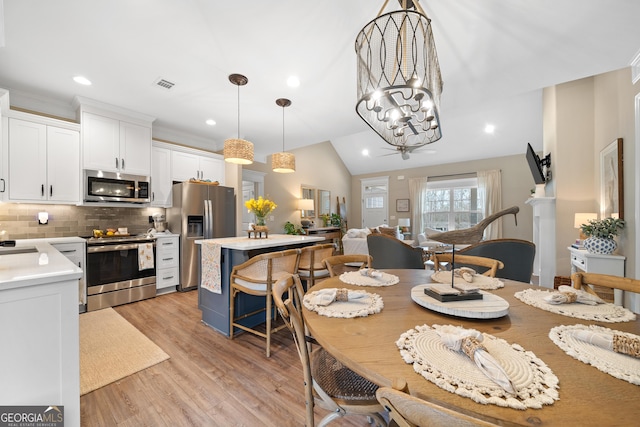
80, 288, 376, 426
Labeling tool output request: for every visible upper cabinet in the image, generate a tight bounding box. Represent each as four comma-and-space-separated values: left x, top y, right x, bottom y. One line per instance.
171, 149, 224, 184
7, 115, 80, 203
74, 97, 154, 176
151, 142, 172, 207
82, 112, 151, 175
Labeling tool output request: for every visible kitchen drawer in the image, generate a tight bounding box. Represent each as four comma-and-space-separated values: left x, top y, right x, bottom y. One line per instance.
156, 249, 178, 268
157, 266, 179, 289
570, 253, 586, 270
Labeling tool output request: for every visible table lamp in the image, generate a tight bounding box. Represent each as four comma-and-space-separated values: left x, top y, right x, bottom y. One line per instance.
398, 218, 410, 232
574, 212, 597, 246
298, 198, 315, 228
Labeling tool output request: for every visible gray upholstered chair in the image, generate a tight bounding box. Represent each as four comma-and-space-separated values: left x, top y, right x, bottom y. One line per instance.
367, 234, 426, 269
456, 238, 535, 283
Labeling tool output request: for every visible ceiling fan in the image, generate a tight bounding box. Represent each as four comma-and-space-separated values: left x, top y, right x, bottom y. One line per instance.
379, 145, 436, 160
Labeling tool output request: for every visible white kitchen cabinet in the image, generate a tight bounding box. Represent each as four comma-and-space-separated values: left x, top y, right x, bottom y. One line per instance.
52, 241, 87, 312
8, 117, 80, 203
151, 143, 172, 207
82, 111, 151, 175
0, 89, 9, 202
171, 149, 224, 183
156, 234, 180, 293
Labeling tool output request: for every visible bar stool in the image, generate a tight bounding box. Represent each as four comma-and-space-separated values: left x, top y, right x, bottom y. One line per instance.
297, 243, 334, 289
229, 248, 301, 357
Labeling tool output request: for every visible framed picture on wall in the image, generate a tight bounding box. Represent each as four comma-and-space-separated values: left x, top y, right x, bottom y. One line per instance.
396, 199, 409, 212
600, 138, 623, 219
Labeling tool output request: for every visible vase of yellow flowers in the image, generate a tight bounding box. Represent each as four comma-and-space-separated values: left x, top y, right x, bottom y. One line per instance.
245, 196, 277, 227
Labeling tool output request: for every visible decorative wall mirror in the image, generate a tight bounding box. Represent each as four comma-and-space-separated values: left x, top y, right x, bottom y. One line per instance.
317, 189, 331, 217
300, 186, 316, 219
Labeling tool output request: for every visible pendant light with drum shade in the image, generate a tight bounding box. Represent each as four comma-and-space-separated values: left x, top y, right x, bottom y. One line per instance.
223, 73, 254, 165
271, 98, 295, 173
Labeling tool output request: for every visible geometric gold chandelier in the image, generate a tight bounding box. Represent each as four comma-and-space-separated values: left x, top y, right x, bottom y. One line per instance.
224, 73, 254, 165
271, 98, 295, 173
355, 0, 443, 151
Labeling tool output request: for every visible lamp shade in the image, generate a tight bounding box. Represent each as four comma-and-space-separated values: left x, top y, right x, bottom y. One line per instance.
298, 198, 314, 211
272, 152, 295, 173
398, 218, 410, 228
224, 138, 254, 165
574, 213, 597, 228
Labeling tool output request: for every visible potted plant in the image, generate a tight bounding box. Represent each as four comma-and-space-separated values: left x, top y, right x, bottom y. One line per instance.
284, 221, 303, 235
319, 214, 330, 227
330, 213, 342, 227
580, 217, 625, 254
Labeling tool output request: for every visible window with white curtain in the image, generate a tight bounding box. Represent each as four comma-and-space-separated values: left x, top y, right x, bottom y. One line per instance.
422, 177, 483, 231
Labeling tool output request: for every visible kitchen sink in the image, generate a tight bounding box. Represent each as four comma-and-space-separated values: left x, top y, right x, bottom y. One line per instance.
0, 246, 38, 255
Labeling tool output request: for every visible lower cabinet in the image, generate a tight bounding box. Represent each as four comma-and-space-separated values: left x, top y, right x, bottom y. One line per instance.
51, 241, 87, 313
156, 235, 180, 293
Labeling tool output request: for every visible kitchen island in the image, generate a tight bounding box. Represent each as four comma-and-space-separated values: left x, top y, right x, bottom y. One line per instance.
0, 240, 83, 427
195, 234, 324, 335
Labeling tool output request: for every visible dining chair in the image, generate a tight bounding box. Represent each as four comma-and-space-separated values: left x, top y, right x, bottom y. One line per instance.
367, 234, 426, 269
457, 239, 536, 283
431, 253, 504, 278
298, 243, 335, 289
230, 248, 301, 357
571, 272, 640, 299
376, 382, 496, 427
323, 254, 373, 277
272, 274, 387, 427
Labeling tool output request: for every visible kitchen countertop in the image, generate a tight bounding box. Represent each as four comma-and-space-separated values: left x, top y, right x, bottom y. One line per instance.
195, 234, 325, 250
0, 240, 83, 291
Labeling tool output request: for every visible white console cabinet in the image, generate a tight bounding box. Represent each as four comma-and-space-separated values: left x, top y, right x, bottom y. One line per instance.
156, 234, 180, 294
568, 246, 625, 305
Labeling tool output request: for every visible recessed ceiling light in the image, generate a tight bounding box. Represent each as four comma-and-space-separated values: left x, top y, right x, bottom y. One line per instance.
484, 124, 495, 134
362, 149, 369, 156
73, 75, 92, 86
205, 119, 216, 126
287, 76, 300, 88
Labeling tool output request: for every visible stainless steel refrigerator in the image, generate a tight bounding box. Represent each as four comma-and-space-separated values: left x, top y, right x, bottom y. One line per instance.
167, 182, 236, 291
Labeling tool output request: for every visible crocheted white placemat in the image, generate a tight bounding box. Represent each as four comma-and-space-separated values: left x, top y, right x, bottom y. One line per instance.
396, 324, 559, 410
549, 324, 640, 386
303, 288, 383, 318
339, 270, 399, 287
431, 271, 504, 290
514, 289, 637, 323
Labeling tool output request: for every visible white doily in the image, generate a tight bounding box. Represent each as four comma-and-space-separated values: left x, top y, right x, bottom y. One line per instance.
339, 270, 399, 287
396, 324, 559, 410
303, 288, 383, 318
514, 289, 636, 323
549, 324, 640, 386
431, 271, 504, 290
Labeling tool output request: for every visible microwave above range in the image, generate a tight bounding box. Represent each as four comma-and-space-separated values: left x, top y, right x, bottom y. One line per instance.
84, 170, 150, 204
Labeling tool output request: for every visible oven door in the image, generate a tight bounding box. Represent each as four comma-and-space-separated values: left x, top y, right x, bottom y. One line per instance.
87, 242, 156, 288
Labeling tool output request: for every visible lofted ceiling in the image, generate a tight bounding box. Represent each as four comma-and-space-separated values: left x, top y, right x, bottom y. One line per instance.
1, 1, 639, 175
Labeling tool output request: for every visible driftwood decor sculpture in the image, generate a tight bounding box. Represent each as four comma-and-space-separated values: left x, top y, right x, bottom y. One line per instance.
429, 206, 520, 245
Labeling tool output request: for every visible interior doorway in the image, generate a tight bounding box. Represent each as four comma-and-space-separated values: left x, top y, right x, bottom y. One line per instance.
361, 177, 389, 228
241, 170, 266, 231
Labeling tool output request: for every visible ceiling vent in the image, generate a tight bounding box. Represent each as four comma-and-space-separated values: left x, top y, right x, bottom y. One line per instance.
154, 78, 175, 90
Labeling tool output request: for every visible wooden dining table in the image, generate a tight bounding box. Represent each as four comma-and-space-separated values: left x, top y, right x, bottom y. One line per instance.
303, 269, 640, 426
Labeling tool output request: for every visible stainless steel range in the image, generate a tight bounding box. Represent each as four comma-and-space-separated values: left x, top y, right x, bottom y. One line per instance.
85, 234, 157, 311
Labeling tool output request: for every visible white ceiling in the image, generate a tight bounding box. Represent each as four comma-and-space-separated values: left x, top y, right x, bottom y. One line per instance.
1, 1, 639, 175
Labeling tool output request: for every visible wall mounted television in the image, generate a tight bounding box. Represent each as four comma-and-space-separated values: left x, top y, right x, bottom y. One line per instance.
525, 143, 551, 185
